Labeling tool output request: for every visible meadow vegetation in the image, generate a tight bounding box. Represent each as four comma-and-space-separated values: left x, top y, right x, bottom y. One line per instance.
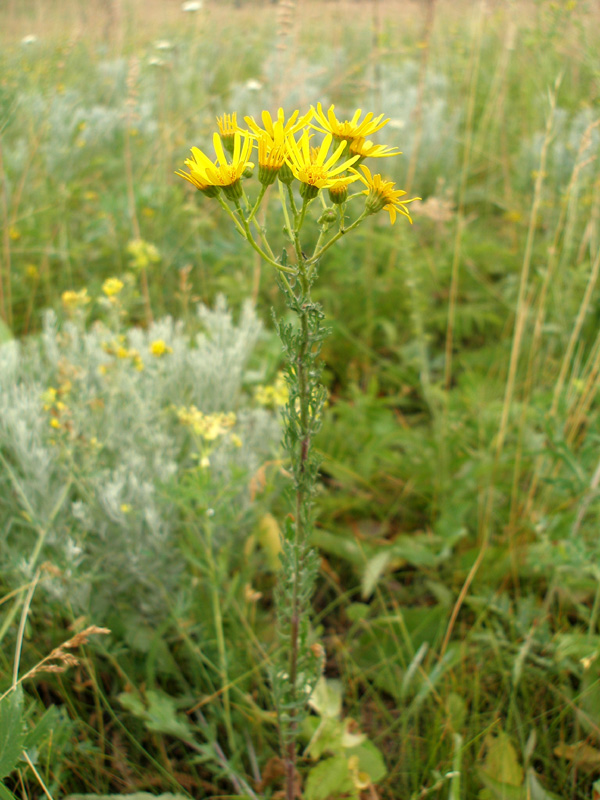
1, 0, 600, 798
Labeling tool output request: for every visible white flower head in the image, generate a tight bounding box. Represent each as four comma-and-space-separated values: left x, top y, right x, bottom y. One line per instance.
245, 79, 263, 92
181, 1, 202, 11
21, 34, 38, 45
155, 40, 173, 50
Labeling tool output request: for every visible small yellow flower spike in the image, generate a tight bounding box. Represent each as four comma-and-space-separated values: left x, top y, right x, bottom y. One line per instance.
102, 277, 124, 297
244, 107, 313, 146
176, 131, 254, 200
285, 132, 361, 199
312, 103, 390, 144
351, 164, 419, 225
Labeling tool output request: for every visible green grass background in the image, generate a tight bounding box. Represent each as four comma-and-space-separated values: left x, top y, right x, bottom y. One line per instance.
2, 0, 600, 798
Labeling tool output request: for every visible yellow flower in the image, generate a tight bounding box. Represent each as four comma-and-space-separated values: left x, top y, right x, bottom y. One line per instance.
127, 239, 160, 270
244, 107, 313, 146
349, 136, 401, 160
50, 418, 61, 429
312, 103, 390, 144
285, 131, 360, 199
42, 387, 57, 410
176, 132, 254, 200
257, 132, 287, 186
351, 164, 418, 225
102, 277, 124, 297
327, 174, 358, 205
255, 373, 289, 407
216, 112, 245, 153
62, 288, 90, 309
149, 339, 172, 357
177, 406, 236, 441
120, 503, 132, 514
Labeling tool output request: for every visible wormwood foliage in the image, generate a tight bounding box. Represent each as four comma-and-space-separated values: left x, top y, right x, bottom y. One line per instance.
0, 295, 280, 620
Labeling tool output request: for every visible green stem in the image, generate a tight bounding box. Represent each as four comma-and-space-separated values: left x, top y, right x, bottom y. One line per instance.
246, 184, 267, 224
307, 210, 368, 268
286, 182, 299, 221
278, 180, 295, 243
296, 198, 310, 234
284, 255, 312, 800
228, 198, 295, 274
205, 520, 235, 752
217, 194, 247, 238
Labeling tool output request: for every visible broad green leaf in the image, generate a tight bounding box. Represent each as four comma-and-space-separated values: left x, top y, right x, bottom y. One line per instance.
482, 731, 523, 786
478, 771, 524, 800
0, 688, 25, 780
345, 739, 387, 783
389, 535, 437, 568
310, 529, 367, 566
479, 731, 524, 800
304, 755, 353, 800
119, 691, 194, 743
0, 783, 17, 800
305, 718, 344, 760
308, 678, 343, 719
118, 692, 147, 718
345, 603, 370, 622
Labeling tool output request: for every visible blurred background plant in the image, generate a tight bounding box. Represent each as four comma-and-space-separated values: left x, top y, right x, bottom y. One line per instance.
2, 0, 600, 798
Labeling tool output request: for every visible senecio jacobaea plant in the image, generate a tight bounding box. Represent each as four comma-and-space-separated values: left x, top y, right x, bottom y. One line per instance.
178, 103, 417, 799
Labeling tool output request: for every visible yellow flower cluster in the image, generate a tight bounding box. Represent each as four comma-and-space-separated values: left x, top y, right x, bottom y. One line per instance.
42, 385, 70, 431
127, 239, 161, 271
176, 407, 241, 468
255, 373, 289, 407
149, 339, 173, 357
177, 105, 417, 224
62, 288, 91, 311
102, 277, 124, 297
177, 407, 237, 440
102, 336, 144, 371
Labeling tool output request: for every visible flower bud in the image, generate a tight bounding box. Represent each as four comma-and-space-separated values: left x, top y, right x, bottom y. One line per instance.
299, 182, 319, 200
328, 183, 348, 205
318, 208, 337, 226
277, 162, 295, 185
222, 180, 243, 201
